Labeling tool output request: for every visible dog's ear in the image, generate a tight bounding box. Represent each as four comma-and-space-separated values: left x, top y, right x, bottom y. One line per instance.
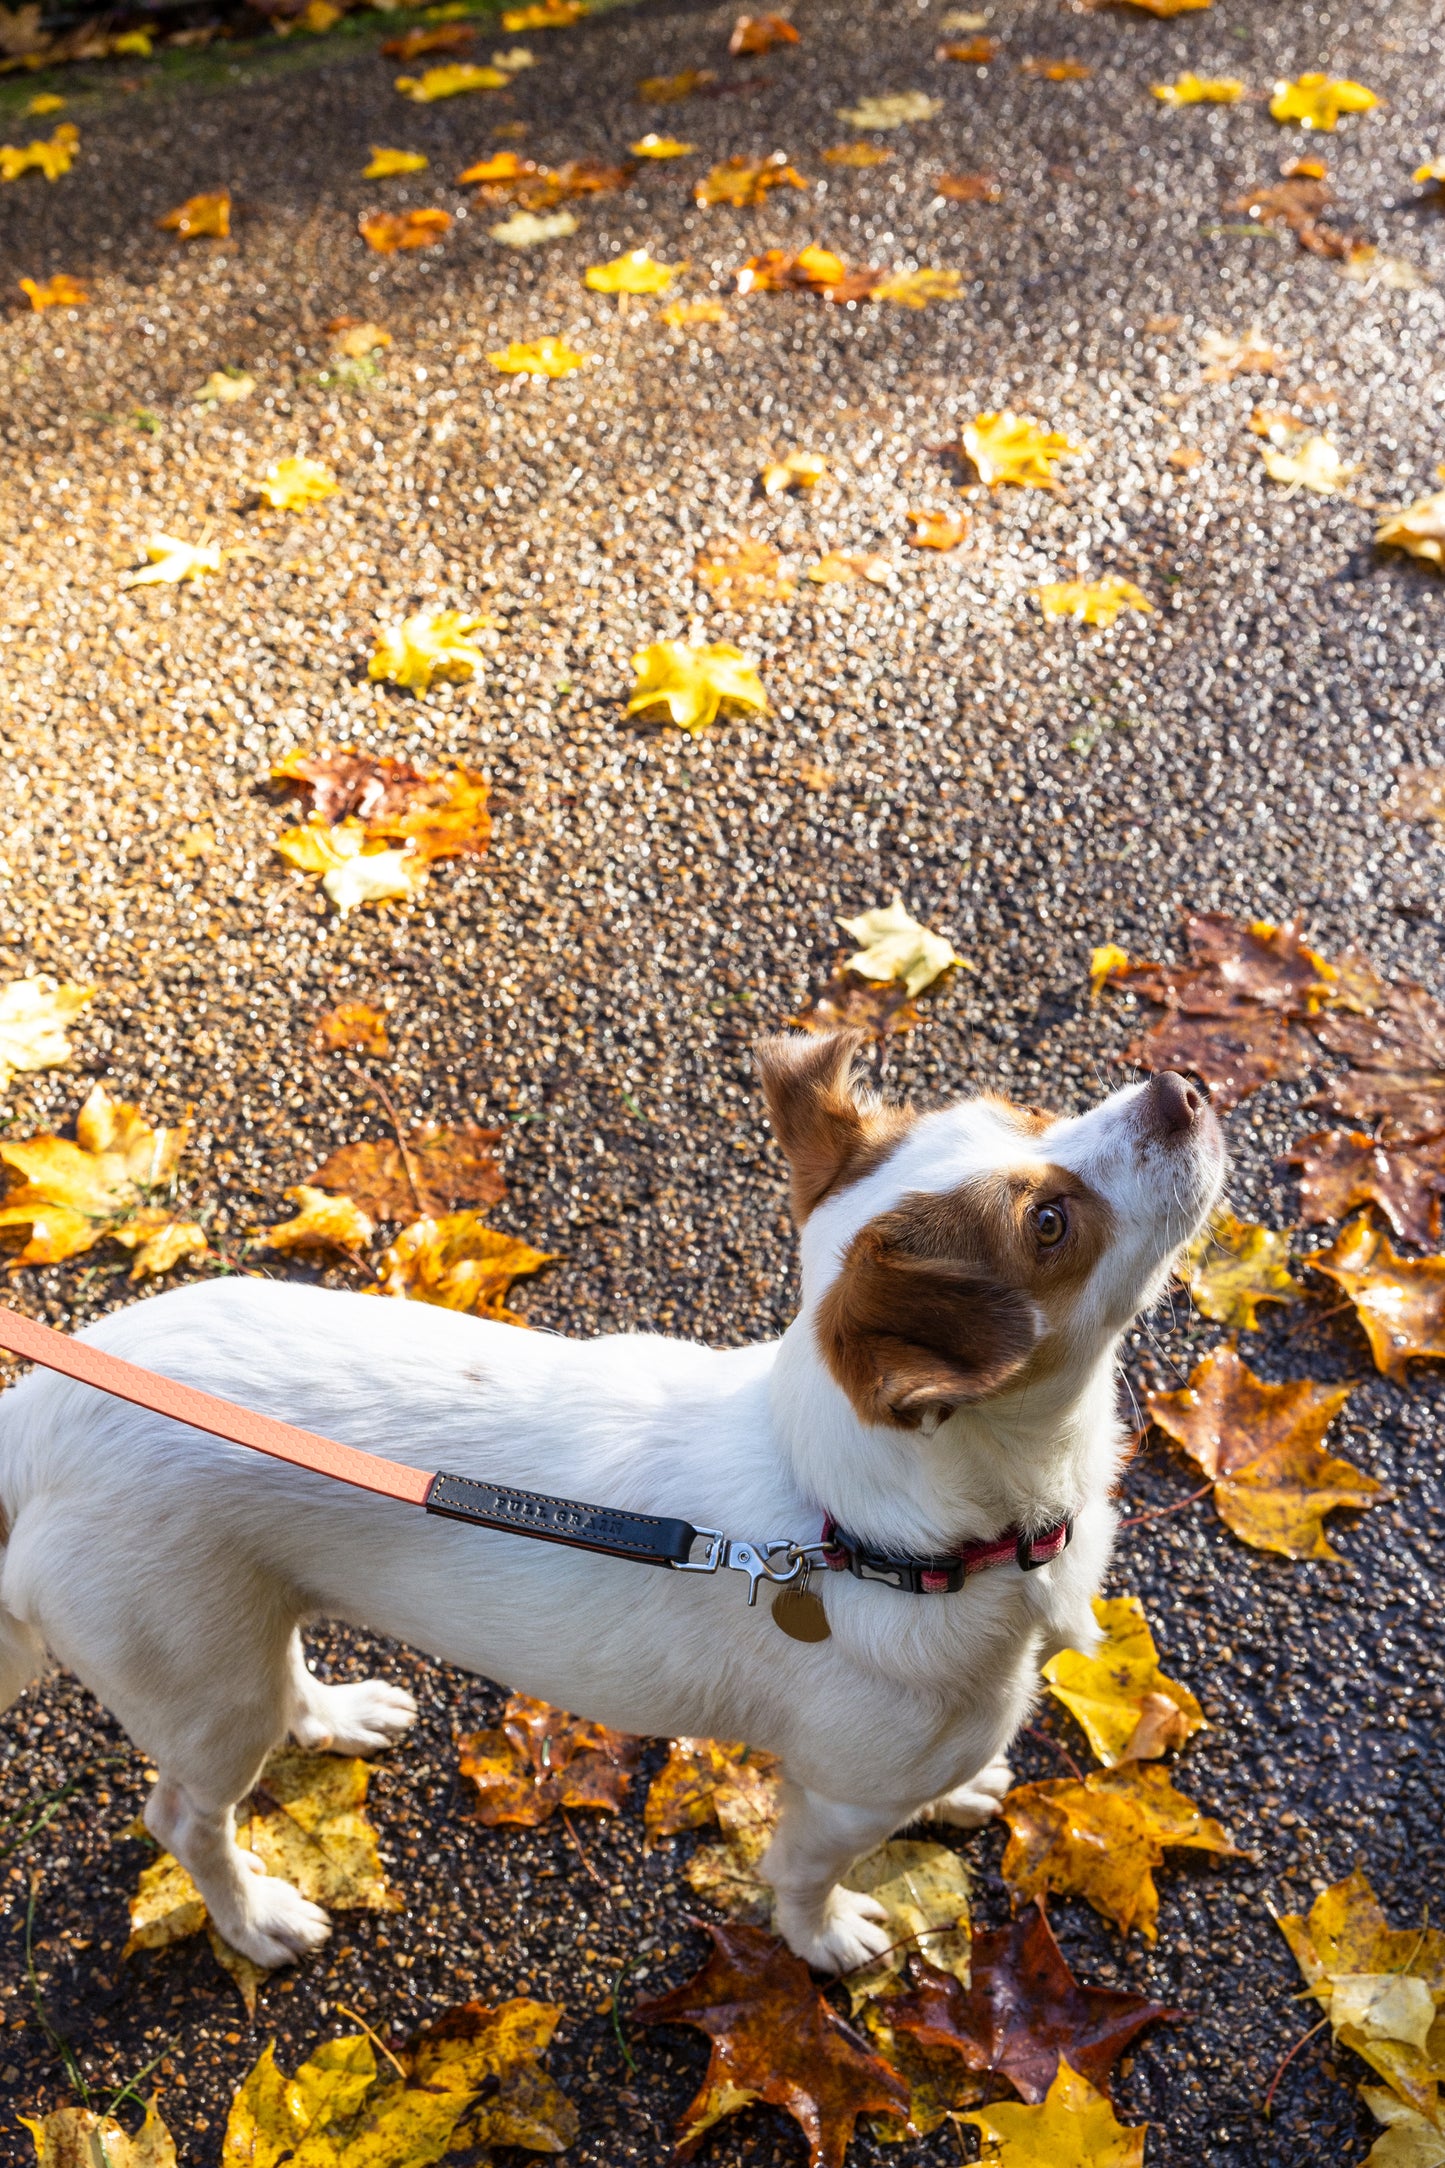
819, 1231, 1044, 1431
756, 1031, 910, 1223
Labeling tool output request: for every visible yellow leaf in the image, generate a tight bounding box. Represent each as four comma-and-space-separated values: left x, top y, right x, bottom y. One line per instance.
359, 206, 451, 251
1000, 1762, 1240, 1941
490, 208, 579, 245
17, 272, 88, 309
368, 608, 491, 693
843, 1839, 973, 2009
1377, 489, 1445, 570
22, 2098, 177, 2168
1270, 72, 1379, 130
869, 266, 961, 307
964, 410, 1082, 488
631, 131, 695, 156
1181, 1207, 1303, 1330
1036, 576, 1152, 626
488, 335, 591, 377
626, 640, 768, 733
110, 27, 151, 51
807, 549, 894, 586
839, 894, 961, 996
156, 188, 229, 236
761, 449, 826, 495
1258, 435, 1356, 493
25, 93, 66, 114
694, 153, 808, 208
1277, 1871, 1445, 2121
252, 456, 338, 511
1089, 942, 1131, 999
1044, 1595, 1205, 1767
645, 1737, 779, 1843
119, 533, 223, 587
1358, 2089, 1445, 2168
376, 1212, 555, 1317
661, 297, 726, 325
638, 67, 715, 103
962, 2060, 1147, 2167
821, 141, 892, 165
110, 1205, 208, 1281
501, 0, 586, 24
696, 536, 794, 603
586, 247, 684, 293
331, 318, 391, 357
394, 62, 508, 99
837, 91, 941, 128
260, 1184, 376, 1261
1152, 72, 1244, 104
364, 146, 429, 176
0, 122, 78, 183
274, 818, 426, 915
196, 368, 255, 403
318, 1001, 390, 1054
0, 1083, 190, 1268
0, 975, 92, 1091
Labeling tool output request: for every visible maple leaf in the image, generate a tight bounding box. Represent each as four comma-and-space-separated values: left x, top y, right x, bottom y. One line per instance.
0, 1083, 196, 1271
635, 1922, 909, 2168
632, 131, 695, 156
196, 367, 254, 403
887, 1908, 1178, 2104
964, 411, 1082, 489
491, 208, 578, 245
626, 640, 768, 733
1044, 1595, 1205, 1767
840, 895, 962, 996
1309, 979, 1445, 1139
871, 266, 961, 307
395, 61, 508, 99
645, 1735, 779, 1842
502, 0, 586, 24
937, 169, 1003, 200
359, 206, 452, 251
369, 609, 491, 692
1198, 326, 1291, 381
695, 151, 808, 207
310, 1122, 504, 1220
274, 818, 424, 915
459, 1694, 640, 1823
696, 536, 794, 603
0, 975, 92, 1091
18, 272, 87, 310
962, 2060, 1147, 2166
822, 142, 892, 166
842, 1839, 974, 2008
1377, 488, 1445, 571
1036, 577, 1152, 627
730, 12, 799, 55
938, 35, 998, 62
1181, 1207, 1304, 1331
736, 244, 847, 295
363, 145, 429, 176
119, 534, 223, 587
791, 972, 920, 1042
375, 1212, 554, 1317
762, 448, 826, 496
808, 550, 895, 586
1145, 1345, 1381, 1559
1277, 1871, 1445, 2121
21, 2098, 176, 2168
661, 298, 726, 325
1000, 1762, 1240, 1940
156, 189, 229, 237
252, 455, 338, 511
1287, 1129, 1445, 1247
908, 506, 969, 549
1128, 1010, 1315, 1108
1229, 174, 1354, 261
837, 90, 942, 128
586, 247, 684, 293
488, 335, 592, 376
1021, 56, 1091, 80
1259, 435, 1356, 493
259, 1184, 376, 1263
271, 746, 432, 822
0, 122, 78, 183
318, 1001, 389, 1055
1311, 1214, 1445, 1381
1099, 912, 1338, 1016
638, 67, 716, 103
1270, 73, 1379, 131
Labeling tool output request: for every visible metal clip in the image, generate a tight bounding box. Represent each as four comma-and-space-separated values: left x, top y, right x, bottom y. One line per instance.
674, 1527, 727, 1573
723, 1538, 806, 1607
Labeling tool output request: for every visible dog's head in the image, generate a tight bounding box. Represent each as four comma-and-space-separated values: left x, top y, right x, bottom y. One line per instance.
758, 1032, 1224, 1434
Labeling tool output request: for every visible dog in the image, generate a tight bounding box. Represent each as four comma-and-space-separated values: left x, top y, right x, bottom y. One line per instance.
0, 1035, 1222, 1973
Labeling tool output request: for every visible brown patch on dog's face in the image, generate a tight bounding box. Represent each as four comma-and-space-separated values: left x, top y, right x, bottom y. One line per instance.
817, 1165, 1115, 1430
756, 1030, 916, 1223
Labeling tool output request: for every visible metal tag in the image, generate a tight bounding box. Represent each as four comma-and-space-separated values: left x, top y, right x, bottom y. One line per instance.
772, 1588, 831, 1642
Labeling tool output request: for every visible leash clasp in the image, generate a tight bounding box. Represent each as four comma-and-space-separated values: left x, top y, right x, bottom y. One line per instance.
674, 1532, 831, 1606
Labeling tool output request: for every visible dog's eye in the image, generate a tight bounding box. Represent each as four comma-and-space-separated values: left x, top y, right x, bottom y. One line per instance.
1032, 1202, 1068, 1247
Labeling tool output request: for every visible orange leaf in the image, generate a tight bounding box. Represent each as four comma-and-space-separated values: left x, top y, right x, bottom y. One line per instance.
1020, 56, 1091, 79
638, 68, 716, 103
999, 1763, 1240, 1940
1311, 1214, 1445, 1381
375, 1213, 553, 1316
156, 190, 230, 238
18, 273, 88, 310
359, 207, 451, 253
729, 13, 799, 55
937, 35, 998, 61
309, 1124, 505, 1220
694, 152, 808, 207
907, 507, 969, 549
936, 170, 1002, 202
1287, 1128, 1445, 1245
317, 1003, 390, 1055
694, 536, 794, 603
644, 1736, 780, 1843
458, 1695, 640, 1824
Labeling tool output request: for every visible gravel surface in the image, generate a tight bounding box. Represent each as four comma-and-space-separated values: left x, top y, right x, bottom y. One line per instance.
2, 0, 1444, 2161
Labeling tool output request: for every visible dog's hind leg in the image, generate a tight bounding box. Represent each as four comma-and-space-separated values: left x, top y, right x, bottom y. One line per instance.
285, 1633, 417, 1756
761, 1778, 909, 1973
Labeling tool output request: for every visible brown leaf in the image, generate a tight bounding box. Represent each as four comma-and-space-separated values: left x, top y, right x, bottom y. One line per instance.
1309, 980, 1445, 1140
1311, 1214, 1445, 1380
271, 747, 433, 824
886, 1909, 1179, 2103
1227, 175, 1355, 259
458, 1694, 641, 1825
1126, 1009, 1315, 1110
317, 1002, 390, 1055
634, 1922, 909, 2168
790, 971, 921, 1042
381, 21, 473, 57
999, 1763, 1240, 1941
638, 67, 716, 102
1103, 912, 1336, 1016
1145, 1345, 1382, 1559
310, 1124, 505, 1219
644, 1736, 779, 1843
936, 170, 1002, 202
1287, 1129, 1445, 1245
729, 13, 799, 55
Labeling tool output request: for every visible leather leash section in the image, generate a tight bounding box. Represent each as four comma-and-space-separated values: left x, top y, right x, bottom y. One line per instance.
0, 1304, 705, 1568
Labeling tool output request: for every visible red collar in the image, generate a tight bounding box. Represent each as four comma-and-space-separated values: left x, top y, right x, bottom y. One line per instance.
819, 1513, 1072, 1594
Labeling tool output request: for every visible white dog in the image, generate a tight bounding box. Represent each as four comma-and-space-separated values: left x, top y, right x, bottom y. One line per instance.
0, 1036, 1222, 1973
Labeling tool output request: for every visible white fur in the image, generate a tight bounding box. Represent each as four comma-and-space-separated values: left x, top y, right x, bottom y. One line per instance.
0, 1073, 1222, 1972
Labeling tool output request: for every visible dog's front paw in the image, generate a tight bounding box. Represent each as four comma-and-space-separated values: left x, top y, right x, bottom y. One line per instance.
294, 1679, 418, 1756
776, 1884, 892, 1974
917, 1756, 1014, 1830
219, 1876, 332, 1969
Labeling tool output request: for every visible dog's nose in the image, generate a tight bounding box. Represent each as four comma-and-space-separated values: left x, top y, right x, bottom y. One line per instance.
1147, 1069, 1206, 1136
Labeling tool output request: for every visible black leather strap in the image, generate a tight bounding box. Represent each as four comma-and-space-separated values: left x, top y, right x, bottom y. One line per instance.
425, 1472, 699, 1567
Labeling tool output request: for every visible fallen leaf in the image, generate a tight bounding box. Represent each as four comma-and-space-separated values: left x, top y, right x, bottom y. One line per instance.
762, 448, 826, 495
1311, 1214, 1445, 1381
661, 297, 726, 324
843, 1839, 974, 2008
196, 367, 254, 403
21, 2098, 176, 2168
887, 1908, 1179, 2103
369, 609, 492, 692
907, 507, 969, 549
586, 247, 684, 292
837, 91, 942, 128
791, 972, 921, 1042
0, 1082, 192, 1270
627, 640, 768, 733
488, 335, 592, 375
376, 1213, 554, 1317
695, 151, 808, 207
25, 93, 66, 113
1095, 912, 1337, 1016
1287, 1130, 1445, 1246
938, 35, 997, 62
806, 550, 894, 586
501, 0, 586, 24
1020, 57, 1091, 80
363, 145, 429, 176
252, 455, 338, 511
516, 156, 633, 205
870, 266, 961, 306
634, 1922, 909, 2168
394, 61, 509, 99
1181, 1207, 1304, 1330
730, 12, 798, 55
936, 169, 1002, 200
359, 206, 452, 251
459, 147, 539, 186
271, 747, 430, 823
0, 975, 92, 1091
259, 1185, 376, 1263
736, 244, 853, 295
1358, 2091, 1445, 2166
330, 317, 391, 357
318, 1002, 389, 1055
1044, 1596, 1205, 1768
1000, 1762, 1240, 1940
696, 536, 794, 603
1145, 1345, 1380, 1559
109, 1208, 208, 1281
1036, 577, 1151, 627
1127, 1009, 1316, 1108
310, 1123, 504, 1220
119, 533, 223, 587
1309, 979, 1445, 1139
840, 895, 961, 996
1270, 72, 1378, 131
18, 272, 88, 309
1198, 326, 1291, 381
0, 121, 78, 183
632, 131, 696, 156
1277, 1872, 1445, 2121
1167, 444, 1204, 469
645, 1736, 779, 1842
1259, 435, 1356, 493
1377, 489, 1445, 572
962, 2060, 1147, 2166
1153, 73, 1244, 105
856, 2002, 988, 2138
963, 411, 1082, 488
383, 20, 475, 58
822, 142, 892, 166
459, 1694, 640, 1823
274, 819, 424, 915
156, 188, 229, 237
491, 208, 578, 245
1228, 173, 1355, 260
638, 68, 716, 103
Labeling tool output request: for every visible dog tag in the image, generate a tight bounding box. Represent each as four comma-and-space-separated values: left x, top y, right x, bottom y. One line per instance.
772, 1587, 831, 1643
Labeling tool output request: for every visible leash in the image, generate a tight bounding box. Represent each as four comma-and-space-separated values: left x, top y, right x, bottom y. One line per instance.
0, 1303, 1069, 1609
